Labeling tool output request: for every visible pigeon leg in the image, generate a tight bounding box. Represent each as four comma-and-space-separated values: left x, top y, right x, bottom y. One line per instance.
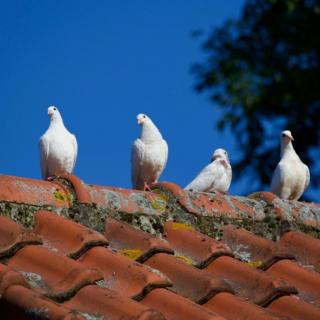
143, 182, 152, 192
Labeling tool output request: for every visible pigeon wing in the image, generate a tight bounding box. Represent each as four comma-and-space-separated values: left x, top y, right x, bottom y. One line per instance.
304, 164, 310, 192
39, 135, 50, 179
71, 134, 78, 172
131, 139, 145, 189
270, 162, 286, 196
185, 162, 217, 192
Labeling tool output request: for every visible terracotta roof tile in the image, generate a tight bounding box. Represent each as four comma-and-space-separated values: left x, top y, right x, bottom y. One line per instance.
152, 182, 265, 219
0, 173, 320, 319
222, 225, 292, 269
0, 216, 42, 258
204, 292, 280, 320
267, 259, 320, 306
105, 217, 173, 262
7, 245, 103, 300
164, 221, 233, 268
0, 175, 70, 208
63, 284, 165, 320
267, 295, 320, 320
0, 263, 29, 296
141, 288, 225, 320
144, 252, 233, 303
205, 256, 296, 305
34, 210, 107, 258
88, 184, 169, 214
79, 246, 171, 299
280, 231, 320, 272
0, 285, 83, 320
250, 191, 320, 229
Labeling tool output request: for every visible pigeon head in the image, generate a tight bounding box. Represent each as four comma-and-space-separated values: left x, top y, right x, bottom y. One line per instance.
137, 113, 150, 125
281, 130, 294, 142
212, 148, 229, 162
47, 106, 62, 120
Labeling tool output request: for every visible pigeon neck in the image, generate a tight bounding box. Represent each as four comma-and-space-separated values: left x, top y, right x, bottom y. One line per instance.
49, 114, 65, 130
140, 121, 163, 142
281, 140, 294, 157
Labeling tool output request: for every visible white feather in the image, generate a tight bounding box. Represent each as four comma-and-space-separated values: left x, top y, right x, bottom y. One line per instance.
131, 114, 168, 190
270, 130, 309, 200
39, 106, 78, 179
185, 148, 232, 193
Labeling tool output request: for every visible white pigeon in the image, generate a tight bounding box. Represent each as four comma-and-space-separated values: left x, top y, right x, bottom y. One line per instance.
131, 113, 168, 190
39, 106, 78, 179
185, 148, 232, 193
270, 130, 310, 200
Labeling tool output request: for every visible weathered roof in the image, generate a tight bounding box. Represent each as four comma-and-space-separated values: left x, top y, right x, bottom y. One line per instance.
0, 173, 320, 319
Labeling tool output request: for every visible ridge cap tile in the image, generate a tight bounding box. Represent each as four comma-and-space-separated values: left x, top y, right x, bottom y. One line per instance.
34, 210, 108, 258
0, 174, 70, 208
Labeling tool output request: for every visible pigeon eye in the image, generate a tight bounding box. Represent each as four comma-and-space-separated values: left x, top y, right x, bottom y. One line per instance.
143, 115, 146, 118
53, 107, 56, 111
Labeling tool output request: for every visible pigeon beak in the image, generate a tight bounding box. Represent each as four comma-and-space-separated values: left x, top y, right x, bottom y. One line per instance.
48, 109, 54, 116
137, 119, 142, 124
289, 134, 294, 141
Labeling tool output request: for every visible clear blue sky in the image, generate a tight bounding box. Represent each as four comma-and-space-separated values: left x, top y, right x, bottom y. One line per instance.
1, 1, 249, 194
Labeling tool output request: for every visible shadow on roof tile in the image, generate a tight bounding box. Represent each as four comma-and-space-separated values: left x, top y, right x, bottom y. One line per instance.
0, 285, 83, 320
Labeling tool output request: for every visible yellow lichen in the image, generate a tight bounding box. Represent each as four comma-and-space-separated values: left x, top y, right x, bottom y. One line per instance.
118, 249, 142, 260
53, 190, 72, 204
171, 222, 194, 231
150, 199, 166, 211
176, 255, 194, 265
245, 260, 263, 268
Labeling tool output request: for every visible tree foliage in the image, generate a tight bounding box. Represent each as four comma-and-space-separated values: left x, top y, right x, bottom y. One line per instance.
193, 0, 320, 194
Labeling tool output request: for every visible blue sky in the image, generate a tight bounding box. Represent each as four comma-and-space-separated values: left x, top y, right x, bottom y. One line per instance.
1, 1, 250, 193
